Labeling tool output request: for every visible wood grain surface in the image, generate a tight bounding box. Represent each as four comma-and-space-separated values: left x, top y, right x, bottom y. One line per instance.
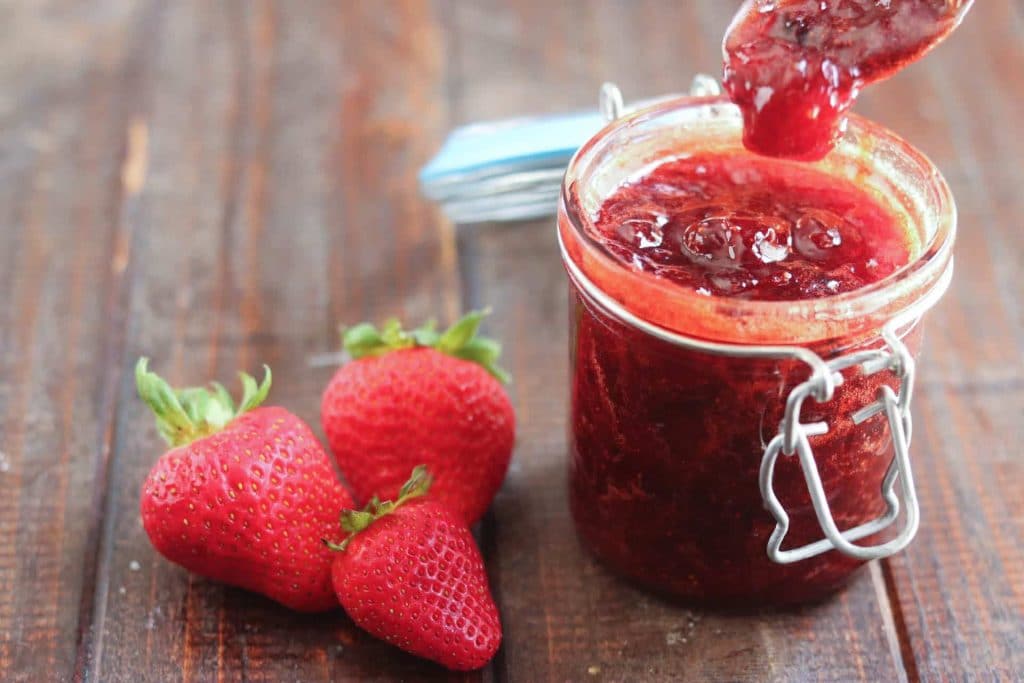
0, 1, 1019, 681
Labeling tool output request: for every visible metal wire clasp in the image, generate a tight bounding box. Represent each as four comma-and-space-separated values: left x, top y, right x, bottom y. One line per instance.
599, 75, 722, 123
758, 325, 919, 563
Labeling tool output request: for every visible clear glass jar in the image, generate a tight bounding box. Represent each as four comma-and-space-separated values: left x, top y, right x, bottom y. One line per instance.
559, 96, 955, 606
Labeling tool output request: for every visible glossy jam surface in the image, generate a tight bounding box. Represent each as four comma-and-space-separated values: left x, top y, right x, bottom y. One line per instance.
589, 153, 912, 301
724, 0, 970, 159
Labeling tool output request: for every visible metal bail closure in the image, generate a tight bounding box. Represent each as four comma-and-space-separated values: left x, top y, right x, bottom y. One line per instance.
599, 75, 722, 124
759, 325, 920, 564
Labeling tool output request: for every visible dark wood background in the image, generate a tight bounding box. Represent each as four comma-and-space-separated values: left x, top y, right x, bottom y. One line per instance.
0, 1, 1021, 681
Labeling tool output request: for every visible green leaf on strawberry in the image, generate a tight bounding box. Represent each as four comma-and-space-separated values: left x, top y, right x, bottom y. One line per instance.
325, 465, 433, 551
135, 357, 271, 447
341, 309, 510, 383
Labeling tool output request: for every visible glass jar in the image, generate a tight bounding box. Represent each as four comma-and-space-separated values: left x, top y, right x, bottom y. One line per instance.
558, 95, 955, 606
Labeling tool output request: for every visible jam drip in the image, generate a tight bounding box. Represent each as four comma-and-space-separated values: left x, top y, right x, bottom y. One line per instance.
590, 153, 911, 301
723, 0, 972, 160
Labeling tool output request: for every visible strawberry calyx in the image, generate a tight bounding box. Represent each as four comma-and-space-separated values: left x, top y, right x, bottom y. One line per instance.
324, 465, 432, 552
342, 309, 510, 383
135, 357, 271, 447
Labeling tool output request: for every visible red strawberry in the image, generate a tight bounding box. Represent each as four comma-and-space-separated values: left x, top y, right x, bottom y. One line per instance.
326, 466, 501, 670
320, 310, 515, 525
136, 358, 353, 612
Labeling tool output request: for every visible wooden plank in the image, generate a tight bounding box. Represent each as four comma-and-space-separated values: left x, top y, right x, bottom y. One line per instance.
860, 1, 1024, 679
446, 1, 906, 680
84, 1, 472, 681
0, 2, 146, 681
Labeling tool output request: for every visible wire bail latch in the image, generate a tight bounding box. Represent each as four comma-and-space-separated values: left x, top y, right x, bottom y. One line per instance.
759, 325, 920, 564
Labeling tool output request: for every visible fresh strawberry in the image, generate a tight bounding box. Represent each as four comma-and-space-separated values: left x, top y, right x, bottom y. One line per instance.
320, 310, 515, 525
326, 466, 501, 671
136, 358, 353, 612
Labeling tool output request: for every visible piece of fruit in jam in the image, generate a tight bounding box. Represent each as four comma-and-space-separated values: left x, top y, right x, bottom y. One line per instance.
723, 0, 974, 160
590, 152, 912, 301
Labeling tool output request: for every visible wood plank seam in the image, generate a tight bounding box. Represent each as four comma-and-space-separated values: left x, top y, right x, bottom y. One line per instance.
73, 118, 150, 681
71, 2, 166, 679
875, 560, 920, 683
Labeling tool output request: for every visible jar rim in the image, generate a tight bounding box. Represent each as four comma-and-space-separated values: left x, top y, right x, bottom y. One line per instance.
558, 96, 957, 347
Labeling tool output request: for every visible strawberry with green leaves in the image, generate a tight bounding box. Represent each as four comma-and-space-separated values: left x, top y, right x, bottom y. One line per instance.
326, 466, 501, 671
320, 310, 515, 525
136, 358, 353, 612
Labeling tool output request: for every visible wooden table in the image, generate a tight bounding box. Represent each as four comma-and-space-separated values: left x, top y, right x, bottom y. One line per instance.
1, 1, 1021, 681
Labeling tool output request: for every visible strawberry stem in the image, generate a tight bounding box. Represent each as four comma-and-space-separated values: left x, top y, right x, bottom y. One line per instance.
341, 309, 510, 384
135, 357, 271, 447
324, 465, 433, 552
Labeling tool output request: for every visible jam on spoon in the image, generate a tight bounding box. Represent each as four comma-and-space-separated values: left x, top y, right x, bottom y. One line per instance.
723, 0, 975, 160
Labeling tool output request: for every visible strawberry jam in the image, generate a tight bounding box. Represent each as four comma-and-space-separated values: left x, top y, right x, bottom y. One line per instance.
568, 151, 921, 605
724, 0, 972, 160
590, 153, 912, 300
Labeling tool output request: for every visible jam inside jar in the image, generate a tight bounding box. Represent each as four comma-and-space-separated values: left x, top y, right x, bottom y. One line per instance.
558, 97, 955, 607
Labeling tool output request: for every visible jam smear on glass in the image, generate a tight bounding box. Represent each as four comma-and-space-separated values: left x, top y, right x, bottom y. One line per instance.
723, 0, 974, 160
